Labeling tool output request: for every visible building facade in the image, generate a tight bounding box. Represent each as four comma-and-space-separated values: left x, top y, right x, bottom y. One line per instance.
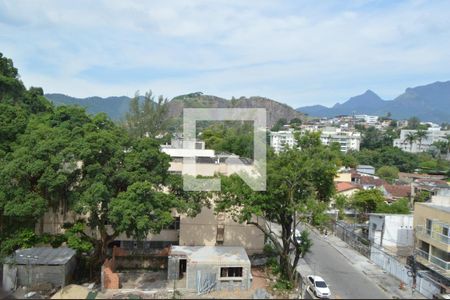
414, 191, 450, 290
393, 128, 450, 153
269, 127, 361, 153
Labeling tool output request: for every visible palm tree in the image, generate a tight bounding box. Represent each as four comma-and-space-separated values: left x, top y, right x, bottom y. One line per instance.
415, 130, 428, 152
404, 132, 417, 152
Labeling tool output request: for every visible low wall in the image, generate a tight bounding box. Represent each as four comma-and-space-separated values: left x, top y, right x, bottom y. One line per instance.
102, 258, 119, 289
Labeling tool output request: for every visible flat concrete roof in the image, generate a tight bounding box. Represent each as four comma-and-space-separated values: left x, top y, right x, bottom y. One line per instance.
170, 246, 250, 265
423, 203, 450, 213
6, 247, 76, 265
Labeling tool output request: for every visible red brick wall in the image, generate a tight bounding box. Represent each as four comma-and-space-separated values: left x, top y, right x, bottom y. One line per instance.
103, 258, 119, 289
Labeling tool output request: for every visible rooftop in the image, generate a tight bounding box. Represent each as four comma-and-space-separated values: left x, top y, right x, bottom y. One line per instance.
421, 203, 450, 213
336, 182, 361, 193
170, 246, 250, 265
383, 184, 411, 198
6, 247, 76, 265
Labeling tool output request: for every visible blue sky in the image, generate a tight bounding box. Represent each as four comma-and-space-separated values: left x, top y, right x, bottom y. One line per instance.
1, 0, 450, 108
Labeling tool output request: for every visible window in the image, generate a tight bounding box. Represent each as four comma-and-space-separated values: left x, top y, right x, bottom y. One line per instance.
220, 267, 243, 278
426, 219, 432, 235
166, 217, 180, 230
216, 224, 224, 243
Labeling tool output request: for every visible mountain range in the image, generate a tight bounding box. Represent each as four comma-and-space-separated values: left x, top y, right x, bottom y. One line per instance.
45, 92, 304, 128
296, 81, 450, 123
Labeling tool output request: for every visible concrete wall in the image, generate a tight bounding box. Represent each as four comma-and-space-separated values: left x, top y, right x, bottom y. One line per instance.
334, 173, 352, 183
2, 264, 16, 292
13, 264, 66, 288
179, 207, 265, 255
185, 262, 251, 292
369, 215, 414, 251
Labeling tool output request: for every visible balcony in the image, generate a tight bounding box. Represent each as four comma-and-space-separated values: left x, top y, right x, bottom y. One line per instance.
416, 225, 450, 252
416, 248, 450, 277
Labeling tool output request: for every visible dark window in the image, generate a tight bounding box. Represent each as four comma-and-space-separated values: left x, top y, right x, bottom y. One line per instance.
220, 267, 243, 278
309, 277, 314, 284
216, 225, 224, 242
426, 219, 432, 235
167, 217, 180, 230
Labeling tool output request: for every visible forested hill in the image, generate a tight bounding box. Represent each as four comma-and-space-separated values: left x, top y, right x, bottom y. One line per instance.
45, 92, 304, 127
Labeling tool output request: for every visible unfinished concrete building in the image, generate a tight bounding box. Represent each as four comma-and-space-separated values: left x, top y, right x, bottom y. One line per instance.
168, 246, 252, 293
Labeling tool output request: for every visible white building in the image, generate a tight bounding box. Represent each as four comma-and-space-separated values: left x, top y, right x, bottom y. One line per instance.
393, 128, 450, 153
354, 114, 379, 125
319, 127, 361, 152
368, 213, 414, 256
269, 127, 361, 153
269, 130, 296, 153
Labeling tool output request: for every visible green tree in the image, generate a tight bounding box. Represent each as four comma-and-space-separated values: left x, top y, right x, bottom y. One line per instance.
376, 166, 399, 183
404, 132, 417, 152
271, 118, 288, 132
415, 130, 428, 152
298, 230, 313, 258
407, 117, 421, 130
414, 190, 431, 203
201, 122, 254, 159
334, 194, 349, 220
124, 90, 169, 138
351, 189, 385, 216
376, 198, 410, 214
216, 133, 338, 283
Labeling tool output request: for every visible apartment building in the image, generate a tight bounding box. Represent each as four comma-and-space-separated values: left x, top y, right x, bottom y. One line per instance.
269, 127, 361, 153
354, 114, 379, 125
269, 129, 296, 153
393, 128, 450, 153
414, 190, 450, 288
161, 138, 253, 176
319, 127, 361, 152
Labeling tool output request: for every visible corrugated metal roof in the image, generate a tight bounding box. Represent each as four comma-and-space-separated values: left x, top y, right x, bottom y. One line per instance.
6, 247, 76, 265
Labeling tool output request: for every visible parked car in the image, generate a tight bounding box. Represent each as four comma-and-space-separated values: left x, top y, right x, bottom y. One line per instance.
307, 275, 331, 298
292, 229, 302, 244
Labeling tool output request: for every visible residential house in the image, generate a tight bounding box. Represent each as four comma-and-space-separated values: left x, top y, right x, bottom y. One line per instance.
380, 184, 411, 202
356, 165, 376, 175
398, 172, 446, 184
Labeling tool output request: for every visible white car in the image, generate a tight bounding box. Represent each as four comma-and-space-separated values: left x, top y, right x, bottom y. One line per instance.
292, 229, 302, 244
307, 275, 331, 298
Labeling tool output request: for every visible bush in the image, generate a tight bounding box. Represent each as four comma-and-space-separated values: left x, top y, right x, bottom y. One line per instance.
273, 278, 293, 290
263, 243, 278, 256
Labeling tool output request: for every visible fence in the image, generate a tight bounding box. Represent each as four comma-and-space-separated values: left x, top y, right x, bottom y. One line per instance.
370, 244, 441, 298
334, 221, 370, 258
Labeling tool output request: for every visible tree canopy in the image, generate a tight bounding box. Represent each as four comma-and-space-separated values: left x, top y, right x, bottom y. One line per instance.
216, 132, 338, 283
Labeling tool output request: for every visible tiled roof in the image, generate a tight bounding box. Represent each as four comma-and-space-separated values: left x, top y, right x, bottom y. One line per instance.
383, 184, 411, 198
336, 182, 361, 192
360, 176, 386, 187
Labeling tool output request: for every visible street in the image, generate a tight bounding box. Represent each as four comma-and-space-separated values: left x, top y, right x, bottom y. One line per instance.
303, 230, 389, 299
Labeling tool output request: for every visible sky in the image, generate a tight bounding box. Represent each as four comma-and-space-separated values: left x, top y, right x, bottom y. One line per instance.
1, 0, 450, 108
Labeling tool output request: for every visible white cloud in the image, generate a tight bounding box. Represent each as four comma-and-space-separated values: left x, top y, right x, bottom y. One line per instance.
1, 0, 450, 108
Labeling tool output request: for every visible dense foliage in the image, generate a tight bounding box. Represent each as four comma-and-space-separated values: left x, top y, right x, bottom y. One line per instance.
200, 121, 254, 159
216, 132, 338, 283
0, 54, 205, 268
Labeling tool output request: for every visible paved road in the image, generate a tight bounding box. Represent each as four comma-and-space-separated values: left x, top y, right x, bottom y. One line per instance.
303, 230, 389, 299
